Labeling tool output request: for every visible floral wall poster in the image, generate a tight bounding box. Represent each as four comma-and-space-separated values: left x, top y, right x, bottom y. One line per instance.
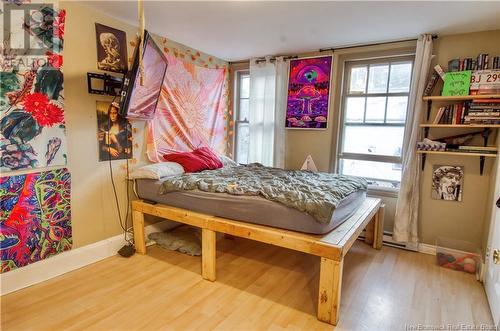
0, 168, 72, 273
285, 56, 332, 129
1, 4, 66, 172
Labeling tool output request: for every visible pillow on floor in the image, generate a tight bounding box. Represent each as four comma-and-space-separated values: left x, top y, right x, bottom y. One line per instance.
148, 225, 201, 256
129, 162, 184, 180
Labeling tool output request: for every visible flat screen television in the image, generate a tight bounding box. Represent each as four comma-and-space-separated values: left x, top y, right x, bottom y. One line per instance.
119, 30, 168, 120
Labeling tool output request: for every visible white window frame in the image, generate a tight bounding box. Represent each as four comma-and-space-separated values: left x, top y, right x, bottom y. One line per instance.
233, 70, 250, 164
337, 55, 415, 191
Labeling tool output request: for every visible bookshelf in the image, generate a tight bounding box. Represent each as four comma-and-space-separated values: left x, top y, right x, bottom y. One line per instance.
423, 94, 500, 102
416, 150, 497, 158
419, 94, 499, 175
419, 124, 500, 128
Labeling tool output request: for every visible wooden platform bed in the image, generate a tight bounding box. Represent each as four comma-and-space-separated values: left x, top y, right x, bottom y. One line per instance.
132, 197, 384, 325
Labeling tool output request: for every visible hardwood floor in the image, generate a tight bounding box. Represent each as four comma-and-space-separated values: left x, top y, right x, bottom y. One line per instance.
1, 238, 493, 330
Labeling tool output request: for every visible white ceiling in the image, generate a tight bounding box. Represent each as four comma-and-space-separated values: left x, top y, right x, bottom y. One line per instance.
83, 1, 500, 62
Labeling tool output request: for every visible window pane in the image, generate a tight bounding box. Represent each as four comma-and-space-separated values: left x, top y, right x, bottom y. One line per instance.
340, 159, 402, 182
236, 123, 249, 164
240, 75, 250, 99
389, 62, 412, 92
367, 64, 389, 93
387, 96, 408, 123
345, 97, 365, 123
349, 66, 367, 94
239, 99, 249, 121
365, 97, 386, 123
342, 125, 404, 157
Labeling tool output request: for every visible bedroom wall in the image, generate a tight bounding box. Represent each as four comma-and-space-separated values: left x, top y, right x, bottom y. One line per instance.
419, 30, 500, 250
230, 29, 499, 250
61, 1, 227, 248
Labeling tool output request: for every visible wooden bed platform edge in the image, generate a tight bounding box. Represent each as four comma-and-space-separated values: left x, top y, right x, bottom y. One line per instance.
131, 197, 384, 325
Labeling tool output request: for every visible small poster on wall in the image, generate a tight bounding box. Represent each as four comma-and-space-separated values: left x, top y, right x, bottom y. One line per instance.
96, 101, 132, 161
431, 165, 464, 201
95, 23, 128, 73
285, 55, 332, 129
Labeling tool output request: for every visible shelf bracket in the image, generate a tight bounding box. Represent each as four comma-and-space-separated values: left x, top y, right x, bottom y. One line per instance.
424, 127, 430, 139
479, 156, 485, 176
481, 129, 491, 147
426, 100, 432, 121
421, 153, 427, 171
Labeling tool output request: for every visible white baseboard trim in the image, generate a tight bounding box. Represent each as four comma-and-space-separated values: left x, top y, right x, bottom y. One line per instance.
0, 220, 178, 296
418, 243, 437, 255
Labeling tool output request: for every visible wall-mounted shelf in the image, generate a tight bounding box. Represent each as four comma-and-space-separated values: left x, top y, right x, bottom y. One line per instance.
419, 124, 500, 128
423, 94, 500, 102
417, 150, 497, 175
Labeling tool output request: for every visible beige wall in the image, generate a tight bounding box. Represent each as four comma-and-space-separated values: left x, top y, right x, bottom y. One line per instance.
230, 29, 500, 249
420, 30, 500, 249
62, 2, 226, 248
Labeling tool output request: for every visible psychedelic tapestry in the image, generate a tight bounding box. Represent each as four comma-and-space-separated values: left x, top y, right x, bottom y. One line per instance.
146, 53, 228, 161
1, 3, 66, 172
285, 56, 332, 129
0, 168, 72, 273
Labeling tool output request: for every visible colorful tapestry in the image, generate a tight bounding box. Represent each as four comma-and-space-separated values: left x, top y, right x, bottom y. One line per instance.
1, 4, 66, 172
146, 53, 228, 161
0, 168, 72, 273
285, 56, 332, 129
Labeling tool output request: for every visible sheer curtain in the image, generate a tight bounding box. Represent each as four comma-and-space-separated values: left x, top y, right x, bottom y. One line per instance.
248, 56, 287, 167
393, 35, 434, 243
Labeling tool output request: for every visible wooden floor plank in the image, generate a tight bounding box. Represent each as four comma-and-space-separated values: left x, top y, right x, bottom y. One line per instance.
1, 239, 493, 331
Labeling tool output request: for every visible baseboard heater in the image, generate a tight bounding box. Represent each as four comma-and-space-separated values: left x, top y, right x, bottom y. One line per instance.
358, 230, 418, 252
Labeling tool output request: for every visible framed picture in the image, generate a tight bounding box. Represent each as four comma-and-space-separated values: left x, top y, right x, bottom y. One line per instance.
95, 23, 128, 73
96, 101, 132, 161
431, 165, 464, 201
285, 55, 333, 129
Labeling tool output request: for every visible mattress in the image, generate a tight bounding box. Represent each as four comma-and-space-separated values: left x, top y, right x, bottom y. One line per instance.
136, 178, 367, 235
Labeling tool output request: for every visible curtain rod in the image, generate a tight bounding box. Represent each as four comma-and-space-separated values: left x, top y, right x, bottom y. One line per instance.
229, 55, 297, 65
229, 35, 438, 64
319, 35, 438, 53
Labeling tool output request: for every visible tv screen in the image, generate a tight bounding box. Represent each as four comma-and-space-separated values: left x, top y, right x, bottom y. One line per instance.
119, 30, 168, 120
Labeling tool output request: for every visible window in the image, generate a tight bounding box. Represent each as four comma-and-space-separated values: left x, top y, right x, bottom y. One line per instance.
234, 71, 250, 164
338, 56, 414, 190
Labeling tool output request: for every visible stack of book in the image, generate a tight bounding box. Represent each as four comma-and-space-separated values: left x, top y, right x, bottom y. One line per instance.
448, 54, 500, 71
433, 103, 469, 124
463, 99, 500, 125
445, 146, 498, 155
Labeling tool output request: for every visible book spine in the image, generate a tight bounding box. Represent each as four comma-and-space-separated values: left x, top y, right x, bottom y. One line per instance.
434, 65, 446, 80
424, 72, 440, 96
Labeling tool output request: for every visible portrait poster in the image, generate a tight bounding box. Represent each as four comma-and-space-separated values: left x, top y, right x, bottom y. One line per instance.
431, 165, 464, 201
285, 56, 332, 129
95, 23, 128, 73
96, 101, 132, 161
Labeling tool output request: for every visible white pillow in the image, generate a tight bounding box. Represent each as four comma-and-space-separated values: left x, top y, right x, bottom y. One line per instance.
129, 162, 184, 180
218, 154, 238, 167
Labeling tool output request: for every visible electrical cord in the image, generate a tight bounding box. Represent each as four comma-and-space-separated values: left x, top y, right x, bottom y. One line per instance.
106, 97, 133, 246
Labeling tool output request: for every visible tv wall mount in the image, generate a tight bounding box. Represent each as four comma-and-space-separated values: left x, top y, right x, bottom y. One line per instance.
87, 72, 124, 96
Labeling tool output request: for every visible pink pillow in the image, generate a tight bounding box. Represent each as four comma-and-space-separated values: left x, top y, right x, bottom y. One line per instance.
163, 152, 209, 173
162, 147, 222, 173
193, 147, 223, 169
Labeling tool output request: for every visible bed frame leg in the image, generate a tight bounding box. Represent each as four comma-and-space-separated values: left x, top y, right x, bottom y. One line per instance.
317, 257, 343, 325
132, 210, 146, 254
373, 204, 385, 250
202, 228, 216, 281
